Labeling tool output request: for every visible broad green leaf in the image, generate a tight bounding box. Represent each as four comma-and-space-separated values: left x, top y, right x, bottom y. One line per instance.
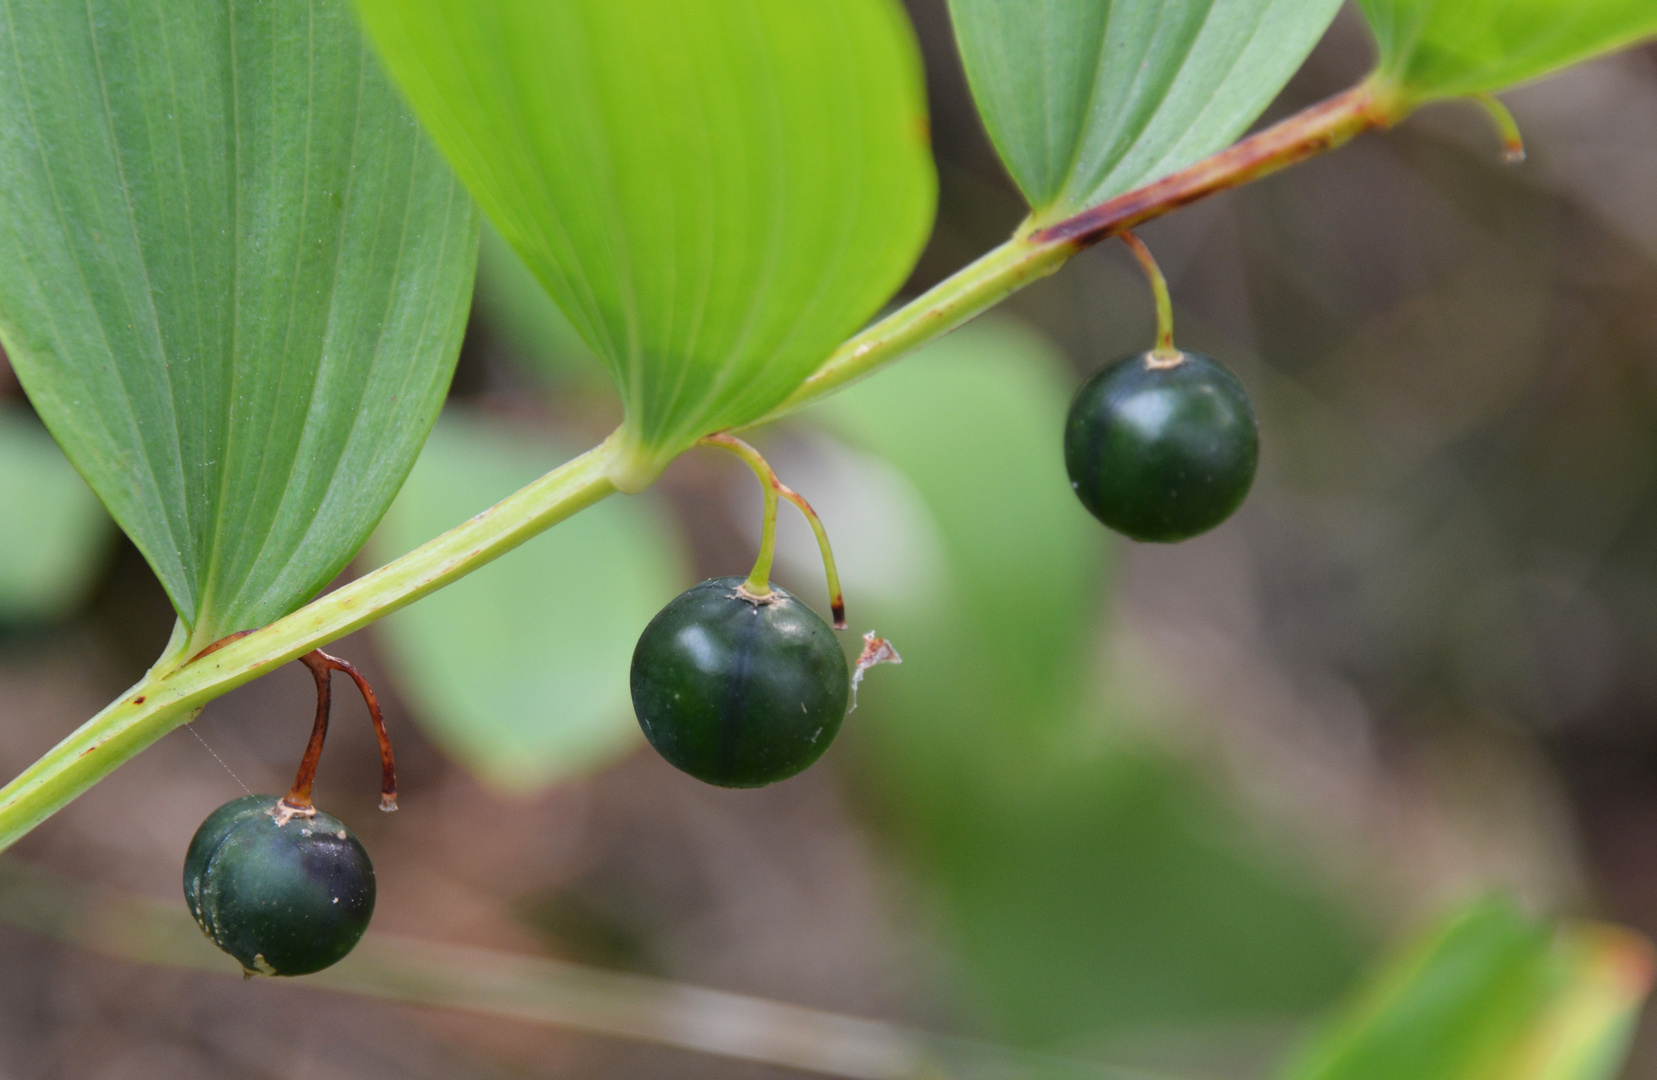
370, 413, 684, 793
0, 0, 478, 646
1277, 897, 1652, 1080
354, 0, 936, 484
802, 320, 1361, 1041
1360, 0, 1657, 101
0, 408, 109, 624
947, 0, 1343, 221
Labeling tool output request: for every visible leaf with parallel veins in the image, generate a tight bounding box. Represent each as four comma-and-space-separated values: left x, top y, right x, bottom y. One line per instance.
0, 0, 478, 647
947, 0, 1344, 222
1361, 0, 1657, 101
354, 0, 937, 489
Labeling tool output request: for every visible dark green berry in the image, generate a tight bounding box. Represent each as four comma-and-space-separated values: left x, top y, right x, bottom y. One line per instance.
630, 577, 850, 788
1064, 350, 1258, 542
183, 794, 375, 976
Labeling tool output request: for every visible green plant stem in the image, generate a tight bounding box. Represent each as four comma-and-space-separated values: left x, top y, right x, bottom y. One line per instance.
694, 434, 782, 596
0, 76, 1414, 854
758, 77, 1405, 425
0, 435, 622, 852
757, 233, 1073, 423
1118, 232, 1177, 359
1471, 92, 1526, 163
749, 476, 781, 594
784, 490, 848, 630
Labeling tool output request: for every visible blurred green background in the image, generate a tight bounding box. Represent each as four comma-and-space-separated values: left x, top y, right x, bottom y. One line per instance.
3, 5, 1657, 1079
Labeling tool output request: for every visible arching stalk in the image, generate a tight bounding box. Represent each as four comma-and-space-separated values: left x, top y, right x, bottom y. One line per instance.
1119, 231, 1179, 362
699, 433, 847, 629
1471, 92, 1526, 163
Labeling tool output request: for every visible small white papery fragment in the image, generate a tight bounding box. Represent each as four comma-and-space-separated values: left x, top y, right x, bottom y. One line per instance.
848, 631, 902, 713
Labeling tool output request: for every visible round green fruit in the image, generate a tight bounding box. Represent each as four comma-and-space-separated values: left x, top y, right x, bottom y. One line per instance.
1063, 350, 1258, 542
183, 794, 376, 976
630, 577, 850, 788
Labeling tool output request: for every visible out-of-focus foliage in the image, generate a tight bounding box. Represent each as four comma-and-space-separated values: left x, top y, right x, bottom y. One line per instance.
1360, 0, 1657, 101
355, 0, 937, 475
0, 0, 477, 645
0, 408, 108, 624
473, 223, 603, 391
1277, 897, 1652, 1080
812, 319, 1098, 709
791, 319, 1363, 1043
370, 414, 683, 793
946, 0, 1342, 222
1223, 77, 1654, 738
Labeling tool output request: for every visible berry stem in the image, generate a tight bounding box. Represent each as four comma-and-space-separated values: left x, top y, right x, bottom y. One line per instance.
284, 650, 399, 817
754, 77, 1406, 424
284, 652, 333, 817
778, 488, 847, 630
1471, 92, 1526, 163
325, 653, 400, 813
0, 441, 616, 853
699, 433, 847, 629
1120, 231, 1178, 361
749, 477, 781, 597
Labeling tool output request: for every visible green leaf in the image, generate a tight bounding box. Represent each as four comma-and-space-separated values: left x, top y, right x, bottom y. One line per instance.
0, 408, 109, 624
369, 413, 684, 793
1277, 897, 1653, 1080
946, 0, 1343, 221
0, 0, 478, 646
353, 0, 936, 485
1360, 0, 1657, 101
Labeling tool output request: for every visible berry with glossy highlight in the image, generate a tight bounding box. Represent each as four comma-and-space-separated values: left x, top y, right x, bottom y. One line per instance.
183, 794, 376, 976
1064, 350, 1258, 542
630, 577, 850, 788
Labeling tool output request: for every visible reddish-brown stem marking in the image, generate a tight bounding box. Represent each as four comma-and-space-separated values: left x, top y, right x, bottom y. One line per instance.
757, 78, 1408, 429
189, 629, 256, 663
1033, 81, 1396, 249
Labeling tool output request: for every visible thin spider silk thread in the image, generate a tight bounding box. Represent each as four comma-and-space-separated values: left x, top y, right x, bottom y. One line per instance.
185, 722, 251, 796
